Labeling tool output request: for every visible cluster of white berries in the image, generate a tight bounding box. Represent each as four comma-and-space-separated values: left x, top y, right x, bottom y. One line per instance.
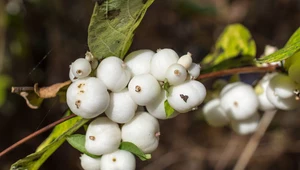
66, 49, 205, 170
203, 72, 300, 135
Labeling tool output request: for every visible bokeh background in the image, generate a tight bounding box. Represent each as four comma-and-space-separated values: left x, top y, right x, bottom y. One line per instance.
0, 0, 300, 169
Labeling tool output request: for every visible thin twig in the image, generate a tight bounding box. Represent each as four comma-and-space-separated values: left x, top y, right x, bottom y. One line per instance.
0, 114, 76, 158
198, 65, 278, 80
233, 110, 277, 170
11, 87, 34, 93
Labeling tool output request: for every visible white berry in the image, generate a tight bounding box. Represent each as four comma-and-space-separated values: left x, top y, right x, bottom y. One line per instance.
128, 74, 161, 106
150, 48, 179, 81
146, 90, 179, 119
100, 150, 136, 170
71, 58, 92, 78
85, 117, 121, 156
202, 98, 229, 127
122, 111, 160, 154
105, 88, 138, 123
124, 49, 154, 77
266, 85, 298, 110
177, 52, 192, 69
231, 113, 260, 135
220, 82, 258, 120
66, 77, 109, 119
96, 57, 131, 92
80, 154, 101, 170
165, 63, 187, 85
188, 63, 201, 80
167, 80, 206, 113
268, 73, 298, 99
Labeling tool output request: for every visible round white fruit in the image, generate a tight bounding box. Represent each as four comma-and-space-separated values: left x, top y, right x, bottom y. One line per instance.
202, 98, 229, 127
231, 113, 260, 135
167, 80, 206, 113
66, 77, 109, 119
266, 85, 298, 110
105, 88, 138, 123
268, 73, 298, 99
124, 49, 154, 77
288, 62, 300, 84
220, 82, 258, 120
71, 58, 91, 79
150, 48, 179, 81
188, 63, 201, 80
165, 63, 187, 85
128, 74, 161, 106
122, 111, 160, 154
96, 57, 131, 92
69, 66, 77, 82
80, 154, 101, 170
255, 73, 277, 111
146, 90, 179, 119
177, 52, 192, 69
85, 117, 121, 155
100, 150, 136, 170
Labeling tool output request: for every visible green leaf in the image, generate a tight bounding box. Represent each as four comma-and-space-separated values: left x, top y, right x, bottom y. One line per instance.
88, 0, 155, 59
162, 79, 170, 96
119, 141, 151, 161
202, 24, 256, 67
257, 27, 300, 63
0, 75, 12, 107
11, 117, 89, 170
164, 99, 175, 118
66, 134, 100, 158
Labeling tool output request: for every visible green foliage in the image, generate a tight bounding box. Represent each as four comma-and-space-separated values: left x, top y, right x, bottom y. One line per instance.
0, 75, 12, 107
119, 141, 151, 161
10, 117, 88, 170
202, 24, 256, 70
164, 99, 175, 118
257, 27, 300, 63
162, 79, 170, 96
66, 134, 100, 158
88, 0, 155, 59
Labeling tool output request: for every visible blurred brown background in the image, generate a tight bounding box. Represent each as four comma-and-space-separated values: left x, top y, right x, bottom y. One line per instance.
0, 0, 300, 169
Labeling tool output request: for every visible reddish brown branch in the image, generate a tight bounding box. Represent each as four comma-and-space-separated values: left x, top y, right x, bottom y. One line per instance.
0, 114, 76, 158
197, 65, 278, 80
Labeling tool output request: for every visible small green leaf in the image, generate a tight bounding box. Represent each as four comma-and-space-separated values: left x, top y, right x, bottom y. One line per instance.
66, 134, 100, 158
88, 0, 155, 59
202, 24, 256, 67
162, 79, 170, 96
119, 141, 151, 161
257, 27, 300, 63
11, 117, 89, 170
164, 99, 175, 118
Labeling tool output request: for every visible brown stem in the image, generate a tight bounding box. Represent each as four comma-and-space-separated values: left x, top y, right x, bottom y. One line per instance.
197, 65, 278, 80
233, 110, 277, 170
11, 87, 35, 93
0, 114, 76, 158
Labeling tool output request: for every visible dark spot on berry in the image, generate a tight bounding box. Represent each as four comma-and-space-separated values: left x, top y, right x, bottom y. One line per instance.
135, 85, 141, 92
180, 94, 189, 102
75, 100, 81, 108
112, 157, 117, 162
233, 101, 238, 107
89, 136, 96, 141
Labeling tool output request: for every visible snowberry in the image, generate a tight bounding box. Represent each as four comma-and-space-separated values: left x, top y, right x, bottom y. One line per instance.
69, 66, 77, 82
100, 150, 136, 170
285, 51, 300, 69
80, 154, 101, 170
202, 98, 229, 127
71, 58, 92, 79
266, 85, 298, 110
177, 52, 192, 69
288, 62, 300, 84
150, 48, 179, 81
66, 77, 109, 119
268, 73, 298, 99
231, 113, 260, 135
96, 57, 131, 92
146, 90, 179, 119
85, 117, 121, 156
105, 88, 138, 123
128, 73, 161, 106
124, 49, 154, 77
167, 80, 206, 113
255, 73, 277, 111
188, 63, 201, 80
220, 82, 258, 120
165, 63, 187, 85
122, 111, 160, 154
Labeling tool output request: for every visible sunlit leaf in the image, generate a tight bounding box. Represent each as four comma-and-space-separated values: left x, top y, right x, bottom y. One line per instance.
66, 134, 100, 158
11, 117, 89, 170
164, 99, 175, 118
88, 0, 155, 59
